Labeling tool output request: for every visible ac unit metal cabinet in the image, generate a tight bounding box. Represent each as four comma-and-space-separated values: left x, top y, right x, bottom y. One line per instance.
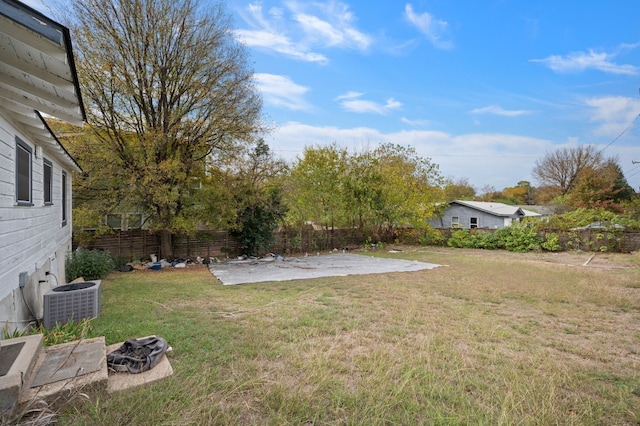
43, 280, 101, 329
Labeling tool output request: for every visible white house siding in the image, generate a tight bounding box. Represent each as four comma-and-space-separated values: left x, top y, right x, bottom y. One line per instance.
0, 114, 73, 331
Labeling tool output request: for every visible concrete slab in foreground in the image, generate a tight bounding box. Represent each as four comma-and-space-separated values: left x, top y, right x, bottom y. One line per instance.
0, 334, 43, 417
19, 337, 108, 410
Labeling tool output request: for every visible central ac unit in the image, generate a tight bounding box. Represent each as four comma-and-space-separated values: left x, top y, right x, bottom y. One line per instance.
43, 280, 101, 329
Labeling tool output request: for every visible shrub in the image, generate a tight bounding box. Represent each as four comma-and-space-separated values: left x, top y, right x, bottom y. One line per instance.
66, 248, 115, 281
447, 229, 506, 250
419, 227, 446, 246
496, 224, 541, 252
476, 231, 503, 249
541, 232, 562, 251
447, 229, 476, 248
541, 207, 638, 231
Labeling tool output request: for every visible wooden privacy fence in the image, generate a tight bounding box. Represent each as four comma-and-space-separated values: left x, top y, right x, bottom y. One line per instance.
74, 228, 640, 262
74, 228, 374, 261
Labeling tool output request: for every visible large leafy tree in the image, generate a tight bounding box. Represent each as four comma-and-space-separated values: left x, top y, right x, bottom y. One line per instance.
228, 140, 288, 256
286, 143, 445, 243
366, 144, 445, 238
286, 144, 349, 248
501, 180, 536, 205
567, 159, 635, 210
443, 177, 476, 201
68, 0, 263, 258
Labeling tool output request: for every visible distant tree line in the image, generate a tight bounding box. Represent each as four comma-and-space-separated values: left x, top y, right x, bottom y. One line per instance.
444, 145, 636, 213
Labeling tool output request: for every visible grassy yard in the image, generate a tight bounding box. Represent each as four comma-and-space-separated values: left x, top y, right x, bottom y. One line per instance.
60, 247, 640, 425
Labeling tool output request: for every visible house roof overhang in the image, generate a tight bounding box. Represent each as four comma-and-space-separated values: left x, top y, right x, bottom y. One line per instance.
0, 0, 85, 172
451, 200, 527, 218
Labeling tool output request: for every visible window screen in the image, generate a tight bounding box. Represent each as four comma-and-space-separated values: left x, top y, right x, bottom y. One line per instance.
16, 138, 32, 205
44, 159, 53, 204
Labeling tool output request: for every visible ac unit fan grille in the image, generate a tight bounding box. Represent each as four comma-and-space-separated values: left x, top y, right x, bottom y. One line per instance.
43, 280, 101, 328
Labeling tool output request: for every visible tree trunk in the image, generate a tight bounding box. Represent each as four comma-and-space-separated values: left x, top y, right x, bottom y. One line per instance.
159, 229, 173, 260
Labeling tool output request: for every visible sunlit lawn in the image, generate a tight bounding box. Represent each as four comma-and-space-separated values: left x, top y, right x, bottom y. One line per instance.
61, 247, 640, 425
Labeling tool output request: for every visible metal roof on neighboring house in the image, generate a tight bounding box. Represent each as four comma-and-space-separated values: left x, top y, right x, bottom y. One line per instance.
518, 205, 555, 216
0, 0, 85, 172
451, 200, 541, 217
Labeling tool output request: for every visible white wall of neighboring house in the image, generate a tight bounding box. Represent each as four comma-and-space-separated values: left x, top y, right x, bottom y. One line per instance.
0, 114, 74, 331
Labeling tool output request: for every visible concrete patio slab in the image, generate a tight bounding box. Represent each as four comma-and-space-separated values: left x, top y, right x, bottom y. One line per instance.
210, 252, 441, 285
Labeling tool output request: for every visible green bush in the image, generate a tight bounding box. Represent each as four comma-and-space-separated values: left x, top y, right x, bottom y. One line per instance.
541, 232, 562, 251
66, 248, 116, 281
418, 227, 446, 246
542, 207, 638, 231
496, 224, 541, 252
447, 229, 476, 248
476, 231, 504, 249
447, 229, 505, 250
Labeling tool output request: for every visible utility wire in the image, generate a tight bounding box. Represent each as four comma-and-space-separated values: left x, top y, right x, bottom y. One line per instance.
600, 113, 640, 153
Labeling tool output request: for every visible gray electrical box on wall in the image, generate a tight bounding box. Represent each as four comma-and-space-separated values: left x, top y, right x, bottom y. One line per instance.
19, 272, 28, 288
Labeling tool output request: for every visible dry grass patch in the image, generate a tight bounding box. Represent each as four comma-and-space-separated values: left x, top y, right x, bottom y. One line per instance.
59, 247, 640, 425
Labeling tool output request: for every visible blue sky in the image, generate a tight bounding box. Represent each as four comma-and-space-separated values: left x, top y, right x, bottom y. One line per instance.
29, 0, 640, 192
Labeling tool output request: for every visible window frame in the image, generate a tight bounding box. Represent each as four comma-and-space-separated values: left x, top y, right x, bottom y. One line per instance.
43, 158, 53, 205
15, 137, 33, 206
470, 217, 478, 229
106, 213, 123, 230
126, 213, 143, 230
451, 216, 460, 228
61, 171, 68, 226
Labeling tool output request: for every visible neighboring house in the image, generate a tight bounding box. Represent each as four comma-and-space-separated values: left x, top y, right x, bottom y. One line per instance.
0, 0, 85, 331
517, 205, 555, 217
429, 200, 541, 229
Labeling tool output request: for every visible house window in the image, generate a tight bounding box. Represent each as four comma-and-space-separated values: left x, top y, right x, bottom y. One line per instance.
451, 216, 460, 228
127, 214, 143, 229
106, 214, 123, 229
16, 137, 32, 205
470, 217, 478, 229
61, 171, 67, 226
44, 159, 53, 205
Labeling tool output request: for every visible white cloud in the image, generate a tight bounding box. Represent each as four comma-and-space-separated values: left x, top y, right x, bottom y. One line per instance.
236, 29, 328, 63
235, 1, 372, 63
291, 0, 371, 50
254, 73, 313, 111
295, 14, 345, 46
584, 96, 640, 137
264, 122, 551, 189
335, 92, 402, 115
531, 48, 639, 75
404, 4, 453, 50
470, 105, 532, 117
385, 98, 402, 109
335, 91, 363, 100
401, 117, 431, 127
